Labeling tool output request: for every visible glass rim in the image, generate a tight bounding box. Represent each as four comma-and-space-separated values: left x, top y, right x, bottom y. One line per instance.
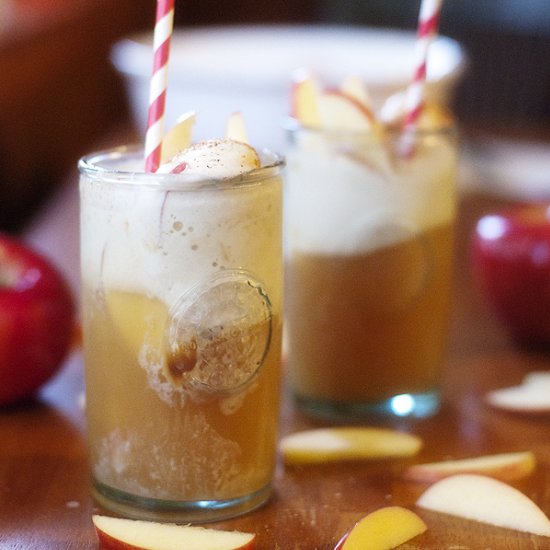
282, 116, 458, 140
78, 144, 285, 190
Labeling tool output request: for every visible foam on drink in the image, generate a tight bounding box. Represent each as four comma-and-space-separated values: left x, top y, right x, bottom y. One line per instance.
285, 73, 457, 417
285, 128, 456, 257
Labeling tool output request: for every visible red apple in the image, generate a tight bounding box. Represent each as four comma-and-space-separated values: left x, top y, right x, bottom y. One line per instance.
0, 233, 75, 406
471, 203, 550, 348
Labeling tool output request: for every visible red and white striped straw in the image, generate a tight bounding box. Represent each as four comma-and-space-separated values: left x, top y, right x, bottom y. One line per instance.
144, 0, 175, 172
403, 0, 443, 130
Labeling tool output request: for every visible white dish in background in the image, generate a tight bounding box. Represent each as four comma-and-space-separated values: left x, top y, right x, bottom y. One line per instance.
111, 24, 466, 151
463, 138, 550, 200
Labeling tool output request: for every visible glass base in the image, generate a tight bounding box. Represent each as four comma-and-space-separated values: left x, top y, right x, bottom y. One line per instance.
92, 479, 272, 523
294, 390, 440, 421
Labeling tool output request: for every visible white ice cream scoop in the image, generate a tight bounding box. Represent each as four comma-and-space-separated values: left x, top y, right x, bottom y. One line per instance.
158, 139, 261, 179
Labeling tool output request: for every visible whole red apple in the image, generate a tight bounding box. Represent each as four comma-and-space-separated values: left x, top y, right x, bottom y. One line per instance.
472, 203, 550, 349
0, 233, 75, 406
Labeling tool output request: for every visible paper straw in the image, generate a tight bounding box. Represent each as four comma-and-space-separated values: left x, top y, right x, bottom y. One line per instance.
403, 0, 443, 130
144, 0, 175, 172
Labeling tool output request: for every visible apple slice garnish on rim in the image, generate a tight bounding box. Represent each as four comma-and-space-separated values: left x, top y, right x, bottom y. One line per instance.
291, 71, 321, 127
334, 506, 427, 550
92, 515, 256, 550
379, 91, 454, 130
291, 72, 377, 132
416, 473, 550, 537
317, 90, 376, 131
160, 110, 196, 163
403, 451, 536, 483
339, 75, 373, 111
279, 427, 422, 465
225, 111, 249, 143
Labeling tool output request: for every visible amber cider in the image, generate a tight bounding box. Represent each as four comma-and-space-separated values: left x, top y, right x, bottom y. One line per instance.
83, 289, 281, 506
286, 224, 453, 408
79, 147, 283, 521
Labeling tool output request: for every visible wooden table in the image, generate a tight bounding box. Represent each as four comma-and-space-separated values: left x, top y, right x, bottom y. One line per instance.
1, 133, 549, 549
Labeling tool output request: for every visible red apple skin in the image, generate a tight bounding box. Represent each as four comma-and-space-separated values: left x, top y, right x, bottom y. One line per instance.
472, 204, 550, 349
0, 233, 75, 406
333, 532, 348, 550
95, 528, 142, 550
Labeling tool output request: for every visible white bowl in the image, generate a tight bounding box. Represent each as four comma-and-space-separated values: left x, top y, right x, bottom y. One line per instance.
112, 24, 466, 151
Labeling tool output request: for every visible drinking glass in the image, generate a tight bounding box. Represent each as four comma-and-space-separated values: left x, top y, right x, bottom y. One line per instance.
79, 146, 283, 521
284, 123, 457, 419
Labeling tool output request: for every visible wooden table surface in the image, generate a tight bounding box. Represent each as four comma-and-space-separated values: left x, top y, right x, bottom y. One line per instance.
1, 130, 550, 549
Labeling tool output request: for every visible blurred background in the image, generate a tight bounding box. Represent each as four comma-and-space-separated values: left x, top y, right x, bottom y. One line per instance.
2, 0, 550, 231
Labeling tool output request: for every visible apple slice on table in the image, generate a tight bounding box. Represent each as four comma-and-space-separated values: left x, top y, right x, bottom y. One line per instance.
523, 370, 550, 387
279, 427, 422, 465
486, 383, 550, 414
92, 515, 256, 550
160, 111, 196, 163
334, 506, 427, 550
416, 473, 550, 537
403, 451, 536, 483
486, 370, 550, 414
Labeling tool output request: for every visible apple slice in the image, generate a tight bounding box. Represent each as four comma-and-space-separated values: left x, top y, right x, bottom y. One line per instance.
416, 474, 550, 537
160, 111, 196, 163
104, 290, 166, 354
379, 91, 454, 129
340, 75, 373, 110
486, 376, 550, 414
403, 451, 536, 483
279, 427, 422, 465
485, 369, 550, 414
317, 90, 375, 131
225, 111, 249, 143
334, 506, 427, 550
92, 515, 256, 550
524, 370, 550, 388
291, 71, 321, 127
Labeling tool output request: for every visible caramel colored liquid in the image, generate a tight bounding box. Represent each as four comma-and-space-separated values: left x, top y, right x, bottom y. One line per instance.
286, 224, 454, 403
83, 289, 281, 502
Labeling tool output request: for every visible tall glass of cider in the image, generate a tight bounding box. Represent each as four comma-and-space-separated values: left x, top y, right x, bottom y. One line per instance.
79, 145, 283, 522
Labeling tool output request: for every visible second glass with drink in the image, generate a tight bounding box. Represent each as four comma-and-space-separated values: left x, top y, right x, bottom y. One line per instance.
284, 79, 458, 419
